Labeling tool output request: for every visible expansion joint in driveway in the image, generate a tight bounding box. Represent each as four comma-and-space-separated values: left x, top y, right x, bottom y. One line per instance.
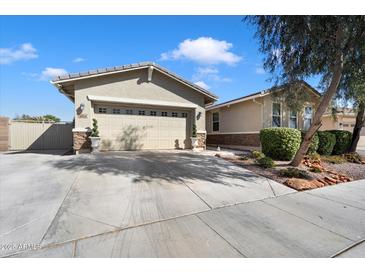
261, 198, 355, 242
183, 181, 213, 209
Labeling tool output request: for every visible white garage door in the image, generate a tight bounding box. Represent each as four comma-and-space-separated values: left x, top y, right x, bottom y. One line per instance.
94, 105, 191, 150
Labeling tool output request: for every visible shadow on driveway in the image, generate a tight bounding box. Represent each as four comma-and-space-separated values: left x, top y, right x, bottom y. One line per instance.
48, 151, 262, 186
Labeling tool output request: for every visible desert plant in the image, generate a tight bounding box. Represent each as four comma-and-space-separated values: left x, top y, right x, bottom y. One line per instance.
260, 128, 301, 161
321, 155, 346, 164
239, 155, 249, 161
301, 131, 319, 155
256, 156, 275, 168
251, 150, 265, 159
344, 152, 362, 164
310, 166, 323, 173
192, 124, 197, 138
317, 131, 336, 155
279, 167, 311, 179
327, 130, 352, 155
90, 119, 100, 137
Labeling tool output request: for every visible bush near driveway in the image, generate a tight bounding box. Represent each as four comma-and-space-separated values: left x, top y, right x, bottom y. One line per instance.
260, 128, 301, 161
301, 131, 319, 155
256, 156, 275, 168
327, 130, 352, 155
317, 131, 336, 155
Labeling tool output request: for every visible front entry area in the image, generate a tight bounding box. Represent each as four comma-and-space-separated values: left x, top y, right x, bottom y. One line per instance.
94, 104, 191, 150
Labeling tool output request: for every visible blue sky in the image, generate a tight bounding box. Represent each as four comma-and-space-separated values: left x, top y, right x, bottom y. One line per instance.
0, 16, 320, 121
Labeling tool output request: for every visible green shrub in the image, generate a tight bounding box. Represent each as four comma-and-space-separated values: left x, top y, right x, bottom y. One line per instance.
310, 166, 323, 173
308, 152, 321, 162
260, 128, 301, 161
317, 131, 336, 155
328, 130, 352, 155
344, 152, 362, 164
300, 131, 319, 155
321, 155, 346, 164
279, 167, 311, 179
256, 156, 275, 168
251, 150, 265, 159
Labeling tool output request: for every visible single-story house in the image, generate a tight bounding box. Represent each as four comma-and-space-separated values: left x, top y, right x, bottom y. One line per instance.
51, 62, 218, 153
205, 81, 321, 149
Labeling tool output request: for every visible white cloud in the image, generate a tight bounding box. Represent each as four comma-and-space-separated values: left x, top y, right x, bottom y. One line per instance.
160, 37, 242, 65
0, 43, 38, 65
194, 81, 210, 89
73, 57, 85, 63
40, 67, 68, 81
193, 66, 231, 83
255, 66, 266, 75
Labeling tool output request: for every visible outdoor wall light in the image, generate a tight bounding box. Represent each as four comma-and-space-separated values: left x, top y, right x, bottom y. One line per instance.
197, 111, 202, 120
80, 103, 85, 112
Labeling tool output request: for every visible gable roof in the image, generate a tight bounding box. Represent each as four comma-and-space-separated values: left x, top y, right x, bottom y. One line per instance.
50, 61, 218, 102
206, 80, 321, 111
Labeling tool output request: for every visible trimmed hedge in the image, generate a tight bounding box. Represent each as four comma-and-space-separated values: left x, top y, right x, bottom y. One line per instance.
300, 131, 319, 155
327, 130, 352, 155
317, 131, 336, 155
260, 128, 301, 161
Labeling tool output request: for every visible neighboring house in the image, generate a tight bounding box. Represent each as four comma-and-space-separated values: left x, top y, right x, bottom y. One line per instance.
321, 108, 365, 147
206, 81, 321, 149
51, 62, 218, 153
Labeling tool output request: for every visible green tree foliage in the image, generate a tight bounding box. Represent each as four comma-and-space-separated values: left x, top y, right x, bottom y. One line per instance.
245, 16, 365, 166
14, 114, 61, 122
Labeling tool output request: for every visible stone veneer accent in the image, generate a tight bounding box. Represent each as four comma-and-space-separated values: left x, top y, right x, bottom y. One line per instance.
207, 133, 261, 147
196, 132, 206, 149
73, 131, 91, 152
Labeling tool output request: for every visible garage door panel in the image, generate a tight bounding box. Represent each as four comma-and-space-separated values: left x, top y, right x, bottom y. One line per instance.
95, 107, 190, 150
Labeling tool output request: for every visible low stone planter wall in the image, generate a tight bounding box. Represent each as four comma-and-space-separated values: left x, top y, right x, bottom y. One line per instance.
73, 131, 91, 153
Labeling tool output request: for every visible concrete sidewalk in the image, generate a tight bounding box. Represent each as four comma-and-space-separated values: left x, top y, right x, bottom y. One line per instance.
8, 179, 365, 258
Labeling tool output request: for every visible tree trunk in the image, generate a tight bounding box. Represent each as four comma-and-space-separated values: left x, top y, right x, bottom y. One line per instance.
291, 56, 344, 166
349, 101, 365, 153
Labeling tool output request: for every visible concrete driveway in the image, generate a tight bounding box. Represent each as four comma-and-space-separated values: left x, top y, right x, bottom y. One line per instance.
1, 151, 364, 258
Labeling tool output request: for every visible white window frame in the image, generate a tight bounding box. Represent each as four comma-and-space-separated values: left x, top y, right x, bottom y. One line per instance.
172, 112, 178, 117
138, 110, 145, 116
212, 112, 220, 132
126, 109, 133, 115
150, 111, 157, 116
98, 107, 107, 114
161, 111, 167, 117
288, 109, 298, 129
112, 108, 121, 114
272, 102, 282, 127
181, 112, 188, 118
303, 106, 313, 130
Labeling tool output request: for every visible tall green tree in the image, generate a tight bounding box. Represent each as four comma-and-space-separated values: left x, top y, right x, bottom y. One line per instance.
246, 16, 365, 166
336, 64, 365, 152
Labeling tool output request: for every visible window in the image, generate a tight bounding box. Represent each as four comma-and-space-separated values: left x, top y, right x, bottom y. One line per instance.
343, 124, 349, 127
351, 124, 355, 127
138, 110, 145, 116
98, 107, 107, 114
182, 112, 188, 118
112, 108, 121, 114
272, 103, 281, 127
172, 112, 178, 117
212, 112, 219, 132
150, 111, 157, 116
161, 111, 168, 117
289, 110, 297, 128
304, 106, 313, 130
126, 109, 133, 115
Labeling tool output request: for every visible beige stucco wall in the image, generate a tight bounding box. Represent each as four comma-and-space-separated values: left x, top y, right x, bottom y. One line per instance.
207, 85, 320, 134
206, 97, 263, 134
73, 68, 208, 132
321, 115, 358, 132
